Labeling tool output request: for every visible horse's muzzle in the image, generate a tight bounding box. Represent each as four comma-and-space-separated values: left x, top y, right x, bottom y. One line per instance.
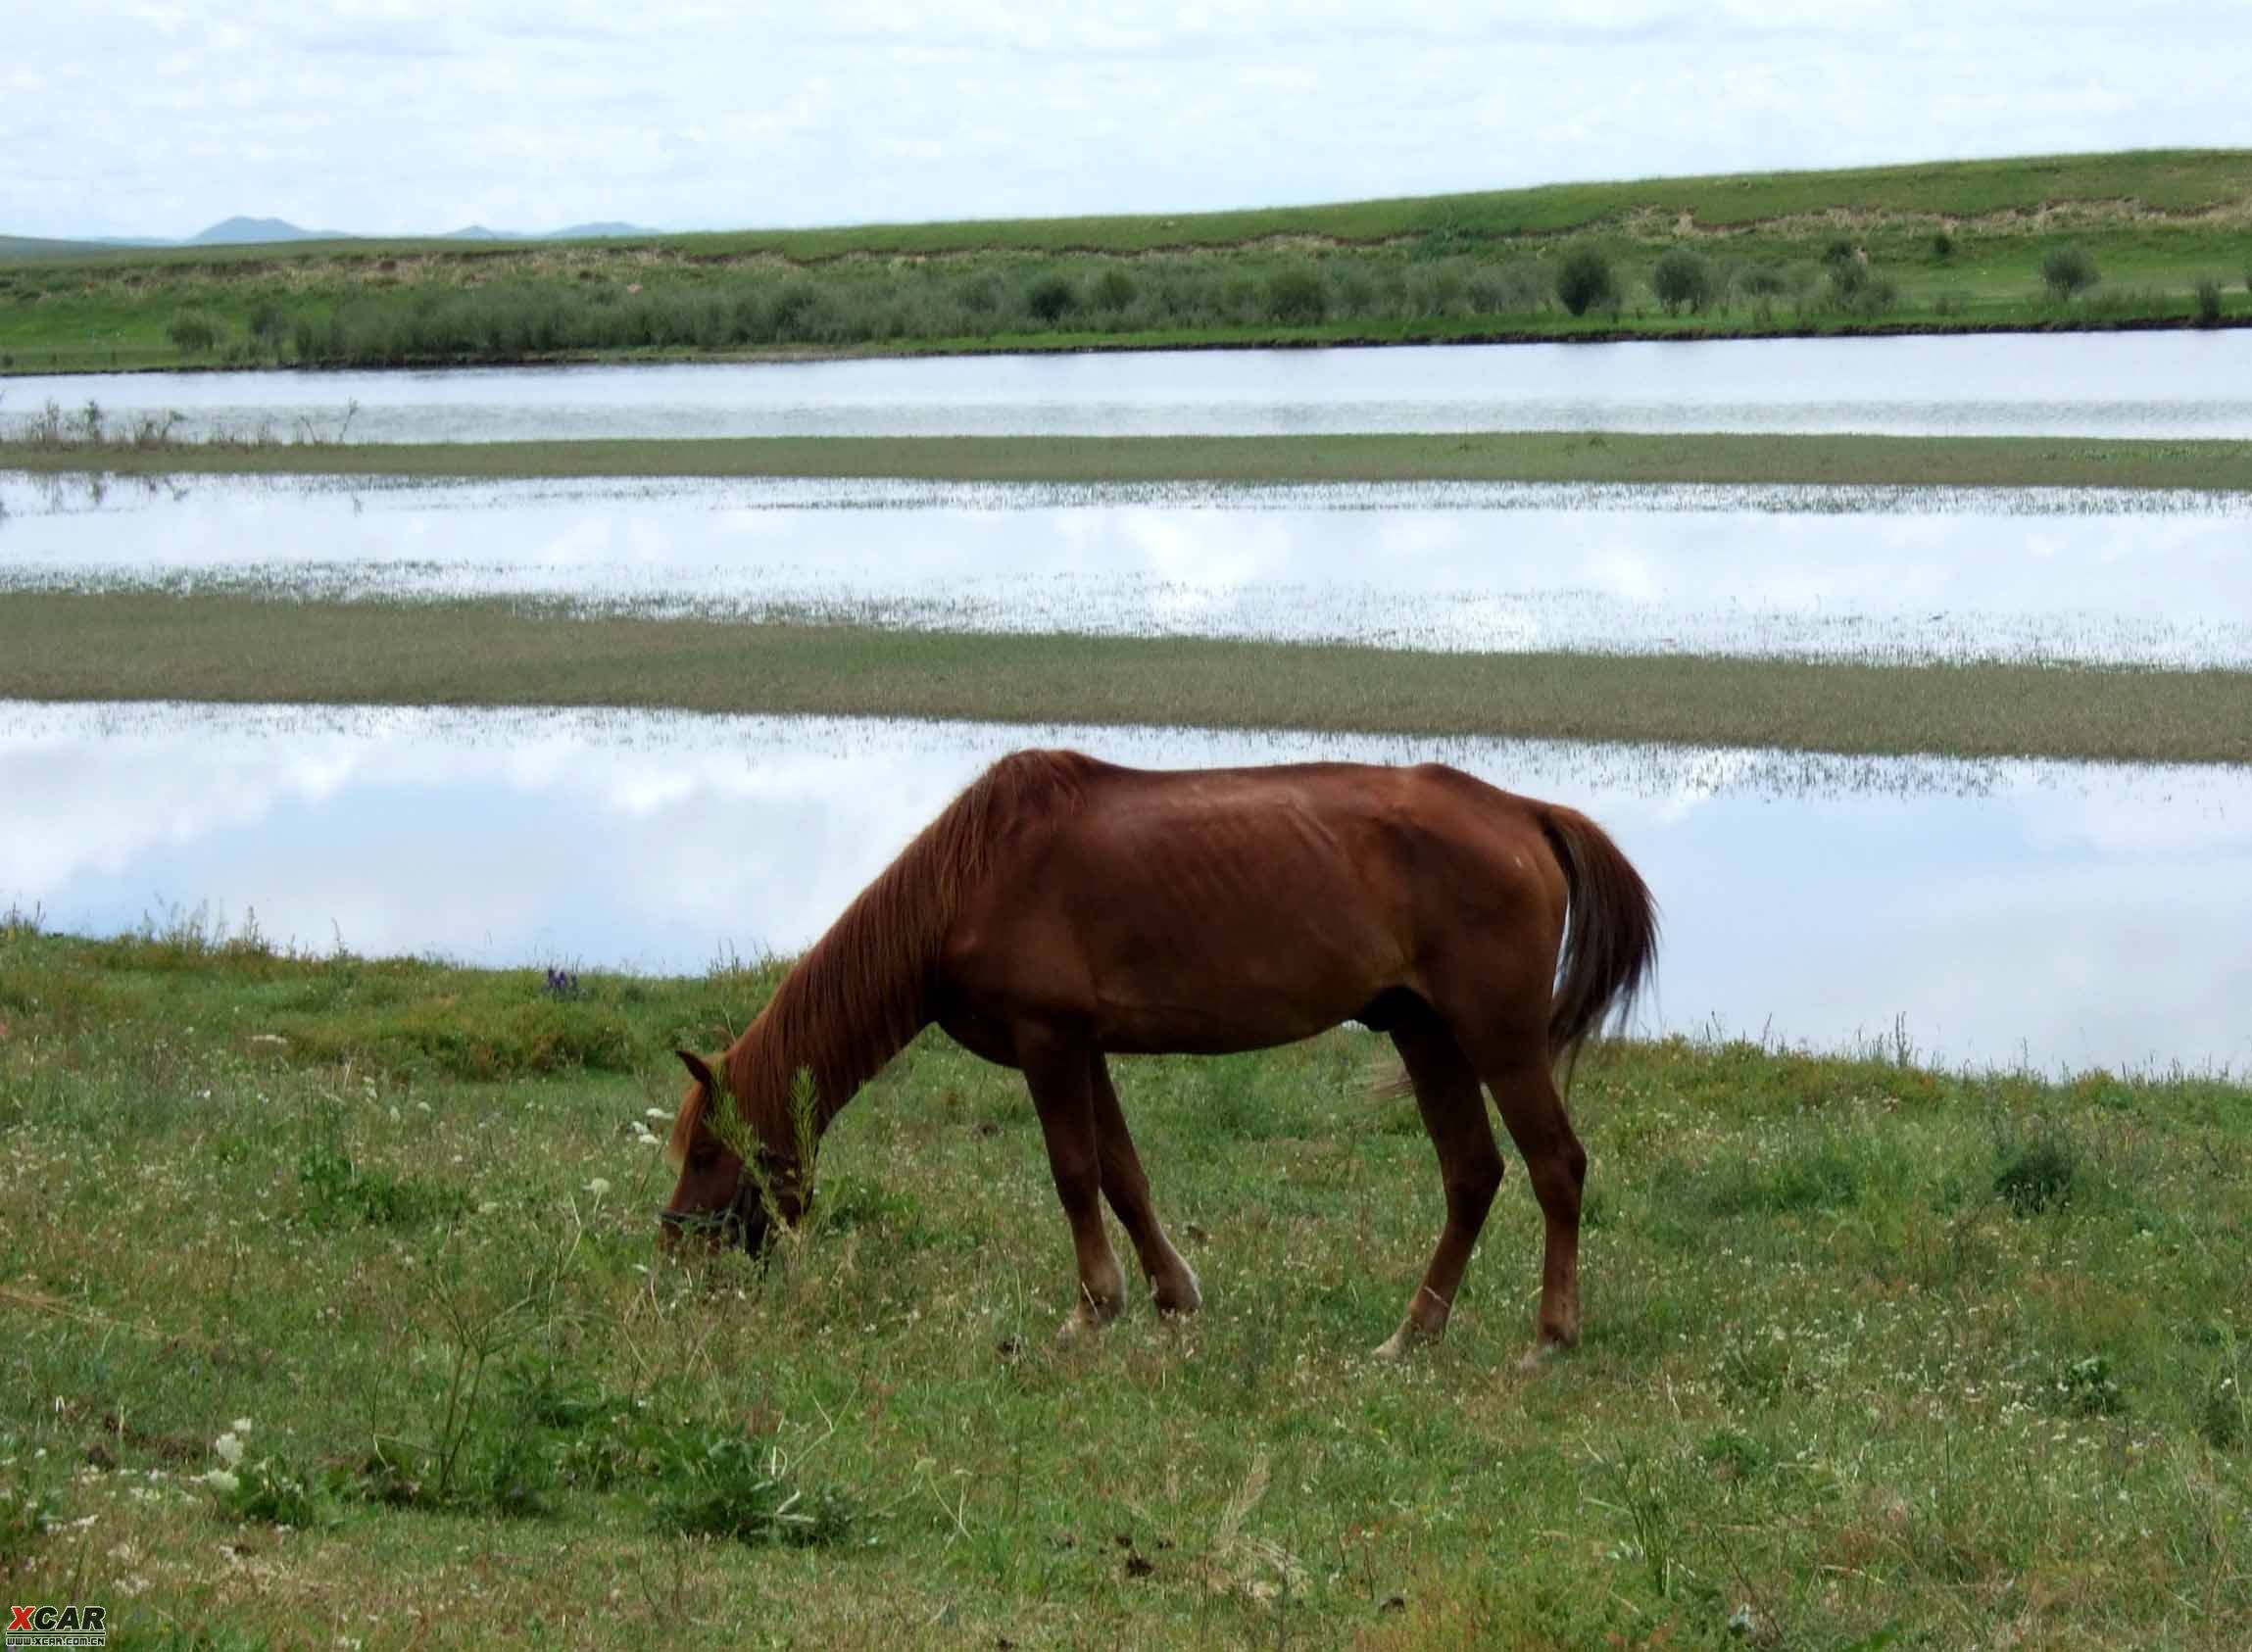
659, 1178, 770, 1255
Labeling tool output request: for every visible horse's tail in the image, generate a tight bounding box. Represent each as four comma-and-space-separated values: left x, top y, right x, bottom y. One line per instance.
1534, 802, 1658, 1078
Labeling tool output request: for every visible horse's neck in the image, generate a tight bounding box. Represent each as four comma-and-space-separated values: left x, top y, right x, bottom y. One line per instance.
730, 945, 930, 1167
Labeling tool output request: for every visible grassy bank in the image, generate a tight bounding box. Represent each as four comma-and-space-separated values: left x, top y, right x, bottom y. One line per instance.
9, 430, 2252, 492
1, 922, 2246, 1647
5, 150, 2251, 372
4, 594, 2250, 764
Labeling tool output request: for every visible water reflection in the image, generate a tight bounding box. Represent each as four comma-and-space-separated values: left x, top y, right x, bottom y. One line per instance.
4, 702, 2246, 1076
6, 330, 2252, 443
5, 474, 2248, 666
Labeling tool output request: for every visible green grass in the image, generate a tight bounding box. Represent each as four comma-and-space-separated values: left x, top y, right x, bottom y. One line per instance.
2, 593, 2249, 764
1, 920, 2246, 1647
9, 430, 2252, 491
5, 149, 2250, 371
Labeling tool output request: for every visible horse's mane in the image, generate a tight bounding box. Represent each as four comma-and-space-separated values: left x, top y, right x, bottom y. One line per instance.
670, 749, 1097, 1169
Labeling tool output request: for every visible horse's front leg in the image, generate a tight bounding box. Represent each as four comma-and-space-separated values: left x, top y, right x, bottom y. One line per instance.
1090, 1052, 1200, 1316
1020, 1031, 1127, 1338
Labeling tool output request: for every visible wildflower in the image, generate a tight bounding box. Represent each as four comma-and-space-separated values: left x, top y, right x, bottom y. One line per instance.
633, 1128, 661, 1148
584, 1178, 611, 1197
231, 1417, 254, 1435
213, 1433, 245, 1467
645, 1107, 671, 1121
203, 1469, 240, 1494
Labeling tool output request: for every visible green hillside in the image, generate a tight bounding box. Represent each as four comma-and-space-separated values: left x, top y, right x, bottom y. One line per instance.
5, 149, 2248, 373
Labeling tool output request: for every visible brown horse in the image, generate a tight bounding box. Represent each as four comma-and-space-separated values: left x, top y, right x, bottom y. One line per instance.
662, 750, 1655, 1363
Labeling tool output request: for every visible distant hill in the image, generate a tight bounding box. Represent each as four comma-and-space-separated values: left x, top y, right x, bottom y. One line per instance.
1, 217, 664, 252
190, 216, 351, 245
0, 234, 112, 259
445, 221, 657, 241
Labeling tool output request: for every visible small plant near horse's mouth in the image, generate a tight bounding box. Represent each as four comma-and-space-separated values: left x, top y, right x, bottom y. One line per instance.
649, 1428, 857, 1547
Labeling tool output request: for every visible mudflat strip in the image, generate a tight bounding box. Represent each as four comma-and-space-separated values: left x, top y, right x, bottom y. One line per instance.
4, 592, 2248, 764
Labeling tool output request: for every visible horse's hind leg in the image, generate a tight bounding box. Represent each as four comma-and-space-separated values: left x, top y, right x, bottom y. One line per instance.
1019, 1031, 1128, 1337
1375, 1007, 1503, 1359
1090, 1053, 1201, 1316
1474, 1047, 1588, 1364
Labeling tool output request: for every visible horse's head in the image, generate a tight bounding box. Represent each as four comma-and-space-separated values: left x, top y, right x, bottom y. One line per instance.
658, 1049, 772, 1256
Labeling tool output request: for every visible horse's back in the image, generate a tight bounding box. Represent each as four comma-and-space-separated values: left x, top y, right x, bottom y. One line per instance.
938, 756, 1565, 1053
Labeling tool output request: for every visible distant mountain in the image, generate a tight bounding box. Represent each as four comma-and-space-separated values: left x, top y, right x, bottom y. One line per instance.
3, 217, 665, 256
442, 221, 657, 241
190, 216, 351, 245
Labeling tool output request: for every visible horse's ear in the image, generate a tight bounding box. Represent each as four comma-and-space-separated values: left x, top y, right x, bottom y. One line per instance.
675, 1049, 717, 1093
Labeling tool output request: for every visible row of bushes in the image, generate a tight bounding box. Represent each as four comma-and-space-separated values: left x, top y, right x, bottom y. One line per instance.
150, 239, 2249, 366
162, 246, 1937, 366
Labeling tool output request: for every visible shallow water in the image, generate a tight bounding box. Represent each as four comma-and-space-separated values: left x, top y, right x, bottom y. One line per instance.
5, 702, 2246, 1076
7, 330, 2252, 442
5, 473, 2248, 665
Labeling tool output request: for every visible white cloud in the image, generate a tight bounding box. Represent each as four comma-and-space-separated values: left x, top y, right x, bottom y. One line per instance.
5, 2, 2245, 239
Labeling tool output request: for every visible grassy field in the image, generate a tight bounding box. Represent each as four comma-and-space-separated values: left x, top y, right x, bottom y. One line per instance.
1, 920, 2246, 1648
4, 593, 2250, 764
9, 430, 2252, 493
4, 150, 2250, 372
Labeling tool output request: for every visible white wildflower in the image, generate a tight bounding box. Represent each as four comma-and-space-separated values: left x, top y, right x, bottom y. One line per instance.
645, 1107, 671, 1121
203, 1469, 240, 1494
231, 1417, 254, 1436
213, 1433, 244, 1467
584, 1178, 611, 1197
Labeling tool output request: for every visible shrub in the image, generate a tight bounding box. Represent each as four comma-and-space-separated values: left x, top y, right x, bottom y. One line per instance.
1024, 272, 1079, 324
1332, 264, 1378, 316
1824, 266, 1898, 316
1465, 259, 1543, 314
1554, 245, 1617, 317
2195, 276, 2223, 324
166, 310, 223, 354
1650, 246, 1714, 315
1737, 263, 1791, 298
2040, 243, 2100, 301
247, 300, 289, 346
954, 270, 1004, 316
1932, 229, 1954, 260
1994, 1130, 2079, 1215
1822, 238, 1859, 271
1264, 267, 1328, 325
1090, 266, 1138, 313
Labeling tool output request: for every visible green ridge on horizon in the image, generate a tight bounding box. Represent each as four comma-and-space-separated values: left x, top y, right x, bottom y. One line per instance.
5, 147, 2250, 372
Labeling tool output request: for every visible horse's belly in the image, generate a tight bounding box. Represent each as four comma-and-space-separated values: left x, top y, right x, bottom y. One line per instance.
1088, 944, 1399, 1055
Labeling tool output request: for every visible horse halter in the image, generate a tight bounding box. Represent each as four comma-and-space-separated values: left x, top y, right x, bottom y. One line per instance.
660, 1173, 767, 1251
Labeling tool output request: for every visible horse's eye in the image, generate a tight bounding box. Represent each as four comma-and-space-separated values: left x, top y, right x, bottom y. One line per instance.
687, 1143, 717, 1173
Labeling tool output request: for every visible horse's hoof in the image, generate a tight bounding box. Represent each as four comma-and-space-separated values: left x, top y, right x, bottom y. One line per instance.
1372, 1327, 1430, 1361
1056, 1305, 1119, 1343
1518, 1339, 1572, 1373
1153, 1276, 1203, 1318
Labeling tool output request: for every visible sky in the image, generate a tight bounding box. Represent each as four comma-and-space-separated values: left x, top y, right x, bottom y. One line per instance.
5, 2, 2247, 241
